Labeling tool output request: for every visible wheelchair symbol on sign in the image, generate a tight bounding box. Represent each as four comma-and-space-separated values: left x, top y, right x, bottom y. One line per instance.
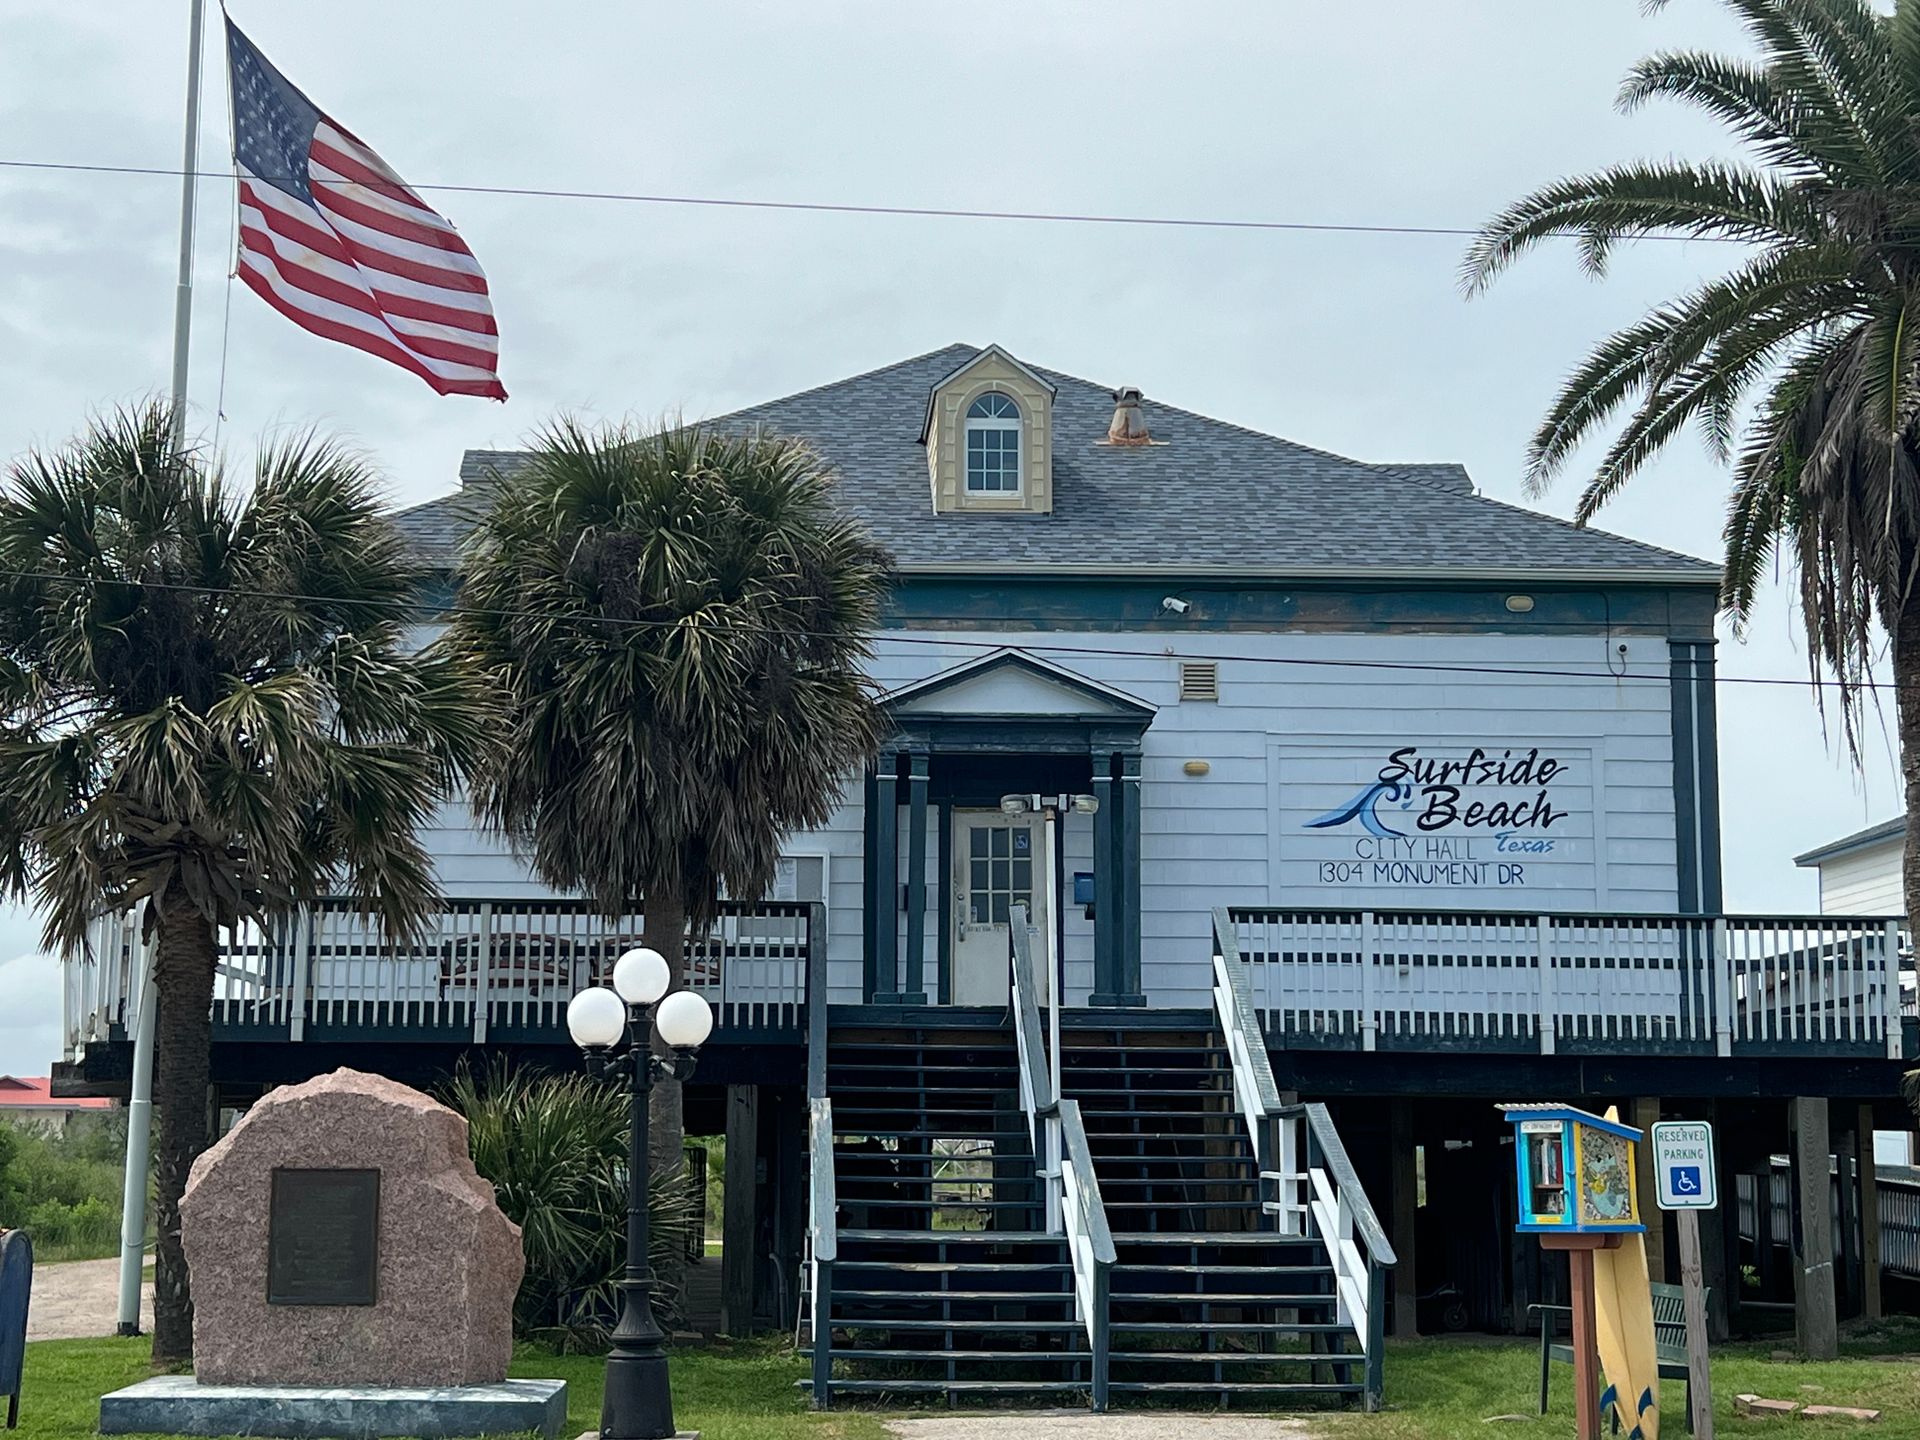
1671, 1166, 1702, 1196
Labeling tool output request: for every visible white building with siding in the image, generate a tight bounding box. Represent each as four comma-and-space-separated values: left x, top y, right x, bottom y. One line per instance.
1795, 816, 1905, 917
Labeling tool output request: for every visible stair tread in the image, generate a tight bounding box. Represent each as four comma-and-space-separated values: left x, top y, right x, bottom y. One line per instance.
1113, 1264, 1332, 1275
838, 1229, 1056, 1241
1115, 1322, 1352, 1334
809, 1379, 1089, 1393
834, 1288, 1074, 1300
828, 1318, 1086, 1331
832, 1349, 1090, 1362
1108, 1381, 1363, 1394
1108, 1293, 1336, 1304
1112, 1232, 1319, 1243
836, 1261, 1070, 1273
1107, 1350, 1339, 1362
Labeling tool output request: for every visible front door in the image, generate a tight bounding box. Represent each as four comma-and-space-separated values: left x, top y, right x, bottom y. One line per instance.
951, 809, 1050, 1006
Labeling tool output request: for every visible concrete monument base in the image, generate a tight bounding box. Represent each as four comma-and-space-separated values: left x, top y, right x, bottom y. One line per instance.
100, 1375, 568, 1439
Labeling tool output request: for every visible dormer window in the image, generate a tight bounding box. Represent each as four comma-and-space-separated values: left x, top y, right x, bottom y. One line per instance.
923, 347, 1054, 514
965, 393, 1022, 494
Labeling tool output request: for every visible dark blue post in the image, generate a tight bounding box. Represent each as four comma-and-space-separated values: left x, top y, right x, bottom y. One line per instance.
1117, 748, 1144, 1006
903, 748, 930, 1004
871, 752, 900, 1002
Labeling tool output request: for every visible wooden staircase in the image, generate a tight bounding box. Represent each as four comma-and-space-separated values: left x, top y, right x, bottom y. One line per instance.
806, 1019, 1095, 1404
1061, 1025, 1365, 1405
804, 909, 1393, 1411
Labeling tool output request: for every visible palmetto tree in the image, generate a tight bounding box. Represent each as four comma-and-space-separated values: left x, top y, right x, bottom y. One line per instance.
0, 404, 490, 1360
1467, 0, 1920, 929
445, 418, 890, 1194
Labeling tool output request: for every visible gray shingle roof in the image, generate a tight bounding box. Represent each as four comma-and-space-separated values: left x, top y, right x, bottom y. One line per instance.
1793, 815, 1905, 867
398, 343, 1717, 581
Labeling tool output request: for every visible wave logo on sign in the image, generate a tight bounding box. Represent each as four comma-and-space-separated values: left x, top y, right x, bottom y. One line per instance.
1304, 779, 1416, 839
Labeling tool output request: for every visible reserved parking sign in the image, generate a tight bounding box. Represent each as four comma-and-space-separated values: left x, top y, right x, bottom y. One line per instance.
1650, 1121, 1717, 1210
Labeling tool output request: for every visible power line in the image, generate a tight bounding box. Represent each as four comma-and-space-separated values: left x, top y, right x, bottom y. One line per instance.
0, 562, 1885, 695
0, 157, 1751, 244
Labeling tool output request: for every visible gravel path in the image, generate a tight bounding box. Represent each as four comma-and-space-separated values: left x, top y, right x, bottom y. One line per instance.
24, 1255, 153, 1341
884, 1416, 1316, 1440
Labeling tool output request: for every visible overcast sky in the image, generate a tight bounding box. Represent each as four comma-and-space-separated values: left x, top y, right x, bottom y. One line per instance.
0, 1, 1902, 1075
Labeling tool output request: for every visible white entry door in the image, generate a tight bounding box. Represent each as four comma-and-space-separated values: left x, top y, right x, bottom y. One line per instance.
951, 809, 1050, 1007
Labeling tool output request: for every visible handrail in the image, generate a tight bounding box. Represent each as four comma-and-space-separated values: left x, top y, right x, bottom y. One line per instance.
1212, 907, 1283, 1111
805, 900, 834, 1409
1056, 1098, 1115, 1412
1287, 1102, 1396, 1269
1216, 907, 1396, 1412
1287, 1099, 1396, 1411
1011, 904, 1115, 1409
1009, 903, 1054, 1136
1226, 904, 1908, 927
806, 1095, 836, 1408
1224, 906, 1912, 1062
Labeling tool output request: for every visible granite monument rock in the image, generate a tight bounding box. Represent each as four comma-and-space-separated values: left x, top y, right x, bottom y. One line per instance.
180, 1068, 523, 1387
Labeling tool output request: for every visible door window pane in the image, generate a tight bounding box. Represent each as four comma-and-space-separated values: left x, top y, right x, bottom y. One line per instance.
963, 821, 1038, 930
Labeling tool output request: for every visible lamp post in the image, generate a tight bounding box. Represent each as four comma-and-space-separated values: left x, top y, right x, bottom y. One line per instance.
567, 947, 714, 1440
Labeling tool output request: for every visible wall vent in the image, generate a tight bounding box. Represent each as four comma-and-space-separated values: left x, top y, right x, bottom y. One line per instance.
1178, 661, 1219, 702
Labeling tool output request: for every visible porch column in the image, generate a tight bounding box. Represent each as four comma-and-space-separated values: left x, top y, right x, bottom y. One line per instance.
1118, 748, 1144, 1005
1089, 747, 1118, 1005
1390, 1103, 1419, 1337
720, 1084, 758, 1335
871, 750, 902, 1002
902, 748, 930, 1005
1789, 1096, 1838, 1359
1858, 1102, 1883, 1321
1632, 1097, 1667, 1284
1836, 1118, 1861, 1318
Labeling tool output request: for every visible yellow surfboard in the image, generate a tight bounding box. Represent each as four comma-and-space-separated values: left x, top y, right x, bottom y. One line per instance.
1592, 1106, 1660, 1440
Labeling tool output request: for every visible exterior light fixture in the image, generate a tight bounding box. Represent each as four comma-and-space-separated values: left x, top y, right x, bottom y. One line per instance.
1506, 594, 1536, 613
567, 955, 713, 1439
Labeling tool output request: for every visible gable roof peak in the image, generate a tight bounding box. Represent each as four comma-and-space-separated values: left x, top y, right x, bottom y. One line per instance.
919, 344, 1057, 443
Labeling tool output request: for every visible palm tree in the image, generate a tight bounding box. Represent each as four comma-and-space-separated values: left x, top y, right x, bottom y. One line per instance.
0, 403, 491, 1360
444, 418, 891, 1202
1466, 0, 1920, 930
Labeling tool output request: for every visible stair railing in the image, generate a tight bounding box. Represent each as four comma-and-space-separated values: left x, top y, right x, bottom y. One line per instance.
1009, 903, 1059, 1231
1213, 908, 1398, 1413
805, 900, 836, 1409
1211, 908, 1293, 1229
806, 1096, 836, 1409
1056, 1097, 1115, 1412
1011, 904, 1114, 1411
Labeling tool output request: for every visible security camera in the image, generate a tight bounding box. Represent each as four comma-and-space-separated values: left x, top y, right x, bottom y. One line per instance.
1161, 596, 1191, 614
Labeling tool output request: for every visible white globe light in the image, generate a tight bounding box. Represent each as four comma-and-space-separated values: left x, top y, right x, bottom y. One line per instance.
612, 947, 672, 1006
566, 986, 627, 1050
655, 990, 714, 1050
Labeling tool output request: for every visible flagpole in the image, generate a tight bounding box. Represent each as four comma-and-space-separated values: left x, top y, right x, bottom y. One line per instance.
117, 0, 208, 1337
168, 0, 208, 447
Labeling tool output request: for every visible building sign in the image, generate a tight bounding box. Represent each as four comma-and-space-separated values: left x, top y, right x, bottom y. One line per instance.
1274, 738, 1598, 902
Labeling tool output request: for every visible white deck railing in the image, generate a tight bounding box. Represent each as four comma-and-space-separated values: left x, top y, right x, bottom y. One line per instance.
1224, 908, 1911, 1058
64, 896, 822, 1057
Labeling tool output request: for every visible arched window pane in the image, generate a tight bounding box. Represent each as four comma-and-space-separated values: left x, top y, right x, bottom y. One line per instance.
967, 393, 1020, 420
964, 392, 1022, 492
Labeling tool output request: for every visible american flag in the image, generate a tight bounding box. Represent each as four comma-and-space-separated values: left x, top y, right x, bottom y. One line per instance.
225, 19, 505, 399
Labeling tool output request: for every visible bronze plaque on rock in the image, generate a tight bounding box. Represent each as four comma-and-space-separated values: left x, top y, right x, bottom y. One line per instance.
267, 1168, 380, 1305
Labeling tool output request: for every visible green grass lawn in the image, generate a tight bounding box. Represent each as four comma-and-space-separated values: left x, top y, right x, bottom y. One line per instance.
20, 1324, 1920, 1439
18, 1336, 887, 1440
1326, 1321, 1920, 1440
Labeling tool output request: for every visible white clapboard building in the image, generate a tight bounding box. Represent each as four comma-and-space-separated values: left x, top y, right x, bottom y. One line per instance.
59, 345, 1916, 1409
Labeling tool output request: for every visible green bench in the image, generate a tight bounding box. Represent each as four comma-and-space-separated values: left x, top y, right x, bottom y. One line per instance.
1533, 1282, 1707, 1434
